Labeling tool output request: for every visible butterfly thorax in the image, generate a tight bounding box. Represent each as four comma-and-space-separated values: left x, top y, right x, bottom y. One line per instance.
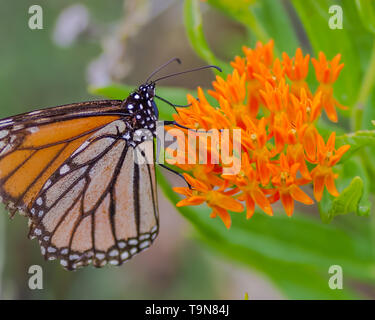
121, 83, 158, 137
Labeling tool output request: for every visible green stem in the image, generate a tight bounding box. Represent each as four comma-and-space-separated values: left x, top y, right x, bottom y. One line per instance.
352, 39, 375, 131
352, 39, 375, 258
206, 0, 269, 43
245, 15, 269, 44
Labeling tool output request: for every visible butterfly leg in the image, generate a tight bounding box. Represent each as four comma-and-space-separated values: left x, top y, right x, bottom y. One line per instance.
163, 121, 222, 134
155, 95, 198, 112
158, 163, 192, 189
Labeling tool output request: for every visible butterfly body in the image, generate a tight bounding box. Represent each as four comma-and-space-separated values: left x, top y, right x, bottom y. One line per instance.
122, 83, 158, 129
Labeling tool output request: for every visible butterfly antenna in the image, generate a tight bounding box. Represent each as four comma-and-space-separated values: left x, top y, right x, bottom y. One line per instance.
145, 57, 182, 83
153, 65, 222, 83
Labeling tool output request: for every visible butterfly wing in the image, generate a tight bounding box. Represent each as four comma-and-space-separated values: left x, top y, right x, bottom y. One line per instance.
0, 99, 124, 127
26, 120, 159, 269
0, 100, 123, 215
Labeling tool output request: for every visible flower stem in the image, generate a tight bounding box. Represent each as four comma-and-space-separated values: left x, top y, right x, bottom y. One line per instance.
352, 39, 375, 131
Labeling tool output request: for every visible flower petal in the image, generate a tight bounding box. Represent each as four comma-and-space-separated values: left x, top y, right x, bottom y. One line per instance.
290, 185, 314, 205
313, 174, 325, 202
212, 206, 232, 229
280, 193, 294, 216
325, 172, 339, 197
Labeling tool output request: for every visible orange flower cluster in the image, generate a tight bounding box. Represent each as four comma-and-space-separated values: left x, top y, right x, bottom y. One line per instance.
169, 40, 350, 228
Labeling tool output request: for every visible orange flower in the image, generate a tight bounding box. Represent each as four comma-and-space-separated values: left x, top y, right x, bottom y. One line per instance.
310, 132, 350, 201
242, 117, 272, 185
269, 154, 314, 216
174, 174, 243, 228
311, 52, 347, 122
282, 48, 311, 98
223, 153, 273, 219
169, 40, 350, 226
289, 89, 322, 161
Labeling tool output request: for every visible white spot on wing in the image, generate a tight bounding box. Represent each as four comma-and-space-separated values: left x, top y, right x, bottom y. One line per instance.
118, 242, 126, 249
60, 164, 70, 175
60, 260, 68, 266
121, 251, 129, 260
71, 141, 90, 157
128, 239, 138, 246
109, 249, 119, 257
140, 240, 151, 249
139, 234, 150, 241
0, 130, 9, 139
36, 197, 43, 206
43, 179, 52, 190
28, 127, 39, 133
95, 253, 105, 260
29, 110, 42, 115
13, 124, 24, 131
0, 119, 13, 126
0, 144, 12, 156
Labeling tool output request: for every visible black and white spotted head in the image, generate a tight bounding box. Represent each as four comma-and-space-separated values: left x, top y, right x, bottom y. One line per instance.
122, 82, 158, 134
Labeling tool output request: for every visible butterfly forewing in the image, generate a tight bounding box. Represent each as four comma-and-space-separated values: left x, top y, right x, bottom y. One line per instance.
0, 101, 124, 216
0, 99, 123, 129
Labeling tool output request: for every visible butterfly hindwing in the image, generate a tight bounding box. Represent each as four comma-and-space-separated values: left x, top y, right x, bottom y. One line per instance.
27, 120, 159, 270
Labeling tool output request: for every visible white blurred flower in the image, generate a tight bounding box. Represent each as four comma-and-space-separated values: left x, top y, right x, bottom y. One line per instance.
86, 0, 151, 87
53, 4, 90, 48
87, 34, 132, 87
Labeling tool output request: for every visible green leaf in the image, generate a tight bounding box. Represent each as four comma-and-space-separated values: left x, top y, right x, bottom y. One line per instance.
184, 0, 231, 74
249, 0, 299, 55
89, 83, 131, 100
319, 176, 366, 223
341, 157, 372, 216
355, 0, 375, 34
336, 130, 375, 162
205, 0, 269, 42
89, 83, 191, 120
157, 168, 372, 299
291, 0, 369, 111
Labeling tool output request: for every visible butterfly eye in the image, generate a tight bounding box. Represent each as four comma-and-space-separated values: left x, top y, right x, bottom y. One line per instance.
147, 87, 155, 98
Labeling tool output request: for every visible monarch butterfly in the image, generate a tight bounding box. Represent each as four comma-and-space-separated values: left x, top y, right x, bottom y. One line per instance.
0, 58, 220, 270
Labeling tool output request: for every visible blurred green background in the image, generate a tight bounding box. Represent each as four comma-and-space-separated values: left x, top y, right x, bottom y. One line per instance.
1, 0, 375, 299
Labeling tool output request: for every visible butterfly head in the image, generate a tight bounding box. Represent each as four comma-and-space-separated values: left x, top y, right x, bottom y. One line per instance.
133, 82, 158, 119
122, 82, 159, 134
137, 82, 156, 99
